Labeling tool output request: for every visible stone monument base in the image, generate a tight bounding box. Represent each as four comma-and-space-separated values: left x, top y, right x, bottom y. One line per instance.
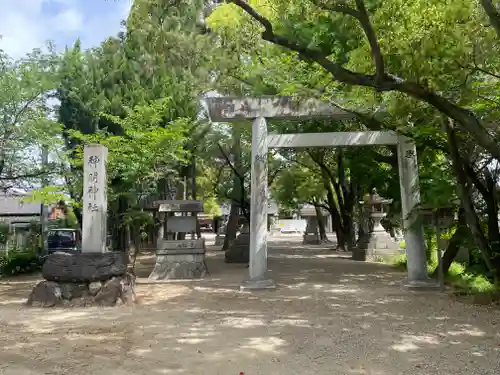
353, 230, 403, 261
27, 252, 136, 308
240, 278, 276, 291
225, 232, 249, 263
149, 239, 208, 280
400, 278, 440, 291
302, 234, 321, 245
214, 234, 225, 247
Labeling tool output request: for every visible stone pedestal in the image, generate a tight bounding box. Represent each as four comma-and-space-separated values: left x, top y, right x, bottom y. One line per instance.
302, 216, 321, 244
215, 223, 226, 246
149, 239, 208, 280
354, 214, 403, 261
27, 252, 136, 307
225, 222, 249, 263
214, 234, 225, 246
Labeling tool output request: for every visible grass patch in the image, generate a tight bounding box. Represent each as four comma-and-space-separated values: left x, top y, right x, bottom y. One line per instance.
389, 254, 498, 295
445, 262, 496, 294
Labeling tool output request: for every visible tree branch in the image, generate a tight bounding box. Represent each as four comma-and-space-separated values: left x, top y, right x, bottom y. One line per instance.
480, 0, 500, 40
228, 0, 500, 161
353, 0, 385, 83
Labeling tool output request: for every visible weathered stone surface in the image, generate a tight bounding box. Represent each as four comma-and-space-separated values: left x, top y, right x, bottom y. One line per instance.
26, 273, 136, 308
225, 232, 249, 263
354, 231, 403, 261
42, 252, 127, 282
27, 281, 62, 308
95, 277, 122, 306
88, 281, 102, 296
149, 253, 208, 280
214, 234, 225, 246
120, 273, 137, 304
59, 283, 87, 300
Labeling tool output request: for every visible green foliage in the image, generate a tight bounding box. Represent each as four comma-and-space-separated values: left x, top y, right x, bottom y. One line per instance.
445, 262, 497, 294
390, 252, 497, 294
272, 162, 324, 209
203, 197, 222, 218
0, 47, 62, 189
0, 222, 10, 245
67, 98, 190, 199
0, 250, 42, 277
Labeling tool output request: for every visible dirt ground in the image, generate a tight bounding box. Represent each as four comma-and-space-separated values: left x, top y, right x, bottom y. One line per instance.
0, 238, 499, 375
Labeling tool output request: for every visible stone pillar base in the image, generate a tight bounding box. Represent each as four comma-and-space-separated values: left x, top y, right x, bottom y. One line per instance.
149, 248, 208, 280
28, 252, 135, 308
400, 278, 440, 291
225, 232, 249, 263
240, 278, 276, 291
214, 234, 225, 247
354, 230, 403, 261
302, 234, 321, 245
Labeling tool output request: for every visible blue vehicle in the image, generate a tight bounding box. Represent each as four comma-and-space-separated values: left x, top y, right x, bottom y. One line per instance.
47, 228, 82, 255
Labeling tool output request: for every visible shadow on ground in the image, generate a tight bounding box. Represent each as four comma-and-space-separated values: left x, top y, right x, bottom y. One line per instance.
0, 241, 498, 375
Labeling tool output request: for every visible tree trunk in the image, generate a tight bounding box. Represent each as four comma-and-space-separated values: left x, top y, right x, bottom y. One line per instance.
445, 119, 497, 277
483, 169, 500, 271
222, 203, 240, 251
221, 125, 244, 251
323, 175, 345, 250
432, 207, 466, 277
128, 224, 141, 275
116, 195, 129, 252
314, 204, 329, 242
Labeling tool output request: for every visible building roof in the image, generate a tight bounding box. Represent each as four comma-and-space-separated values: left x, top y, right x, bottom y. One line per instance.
0, 193, 42, 216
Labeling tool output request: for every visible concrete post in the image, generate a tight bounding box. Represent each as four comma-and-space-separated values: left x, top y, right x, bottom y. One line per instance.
82, 144, 108, 253
397, 136, 434, 288
241, 117, 276, 290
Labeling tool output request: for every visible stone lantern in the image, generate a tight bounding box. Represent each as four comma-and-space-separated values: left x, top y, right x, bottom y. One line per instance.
353, 188, 403, 261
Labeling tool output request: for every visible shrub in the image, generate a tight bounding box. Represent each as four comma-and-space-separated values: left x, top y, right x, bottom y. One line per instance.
446, 262, 496, 294
389, 253, 497, 294
0, 250, 42, 277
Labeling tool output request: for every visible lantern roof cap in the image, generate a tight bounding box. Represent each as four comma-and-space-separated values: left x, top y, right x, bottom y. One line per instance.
361, 188, 393, 205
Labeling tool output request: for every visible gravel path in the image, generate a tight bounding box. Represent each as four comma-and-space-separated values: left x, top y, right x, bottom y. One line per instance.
0, 241, 499, 375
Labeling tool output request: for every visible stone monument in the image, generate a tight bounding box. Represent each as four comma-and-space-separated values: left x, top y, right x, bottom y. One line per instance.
303, 216, 320, 244
82, 144, 108, 253
149, 200, 209, 279
225, 218, 250, 263
27, 145, 136, 308
353, 188, 403, 261
214, 221, 226, 246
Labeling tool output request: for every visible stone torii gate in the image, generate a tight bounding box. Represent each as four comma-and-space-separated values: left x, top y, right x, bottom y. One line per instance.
205, 96, 432, 291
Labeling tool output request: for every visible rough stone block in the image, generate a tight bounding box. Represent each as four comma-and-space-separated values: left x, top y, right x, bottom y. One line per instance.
354, 230, 402, 261
59, 283, 87, 300
26, 274, 136, 308
88, 281, 103, 296
27, 281, 62, 308
149, 253, 208, 280
95, 277, 122, 306
42, 252, 127, 282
